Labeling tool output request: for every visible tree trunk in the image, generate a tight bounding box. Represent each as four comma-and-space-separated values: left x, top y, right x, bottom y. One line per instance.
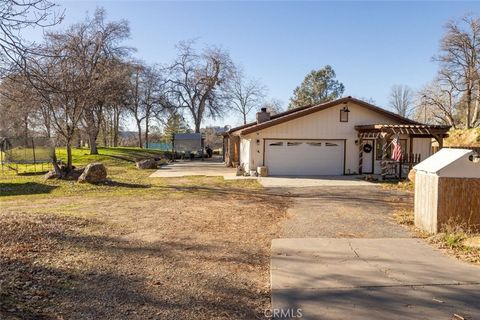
66, 141, 73, 172
75, 134, 82, 148
23, 115, 29, 142
194, 118, 201, 133
136, 120, 143, 148
88, 129, 99, 155
145, 117, 149, 149
467, 85, 473, 129
102, 118, 108, 147
51, 147, 62, 177
113, 107, 120, 147
472, 84, 480, 127
243, 113, 247, 125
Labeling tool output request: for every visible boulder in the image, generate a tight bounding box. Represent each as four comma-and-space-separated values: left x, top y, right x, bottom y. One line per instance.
78, 163, 107, 184
136, 158, 158, 170
44, 170, 59, 180
407, 168, 416, 183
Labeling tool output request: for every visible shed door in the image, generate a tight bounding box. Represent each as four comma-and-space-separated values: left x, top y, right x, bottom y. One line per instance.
264, 139, 345, 176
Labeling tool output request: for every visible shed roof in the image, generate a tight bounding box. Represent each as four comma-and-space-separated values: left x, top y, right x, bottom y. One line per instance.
173, 133, 202, 140
414, 148, 479, 177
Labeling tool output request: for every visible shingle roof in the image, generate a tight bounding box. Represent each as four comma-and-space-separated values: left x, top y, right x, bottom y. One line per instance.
225, 96, 421, 136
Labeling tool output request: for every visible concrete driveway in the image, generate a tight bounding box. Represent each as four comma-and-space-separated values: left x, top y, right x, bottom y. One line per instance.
268, 184, 480, 319
150, 161, 375, 186
149, 159, 244, 180
272, 238, 480, 320
276, 185, 410, 238
258, 176, 374, 188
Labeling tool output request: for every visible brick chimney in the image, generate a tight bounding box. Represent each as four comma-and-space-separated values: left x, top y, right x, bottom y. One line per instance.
256, 107, 271, 124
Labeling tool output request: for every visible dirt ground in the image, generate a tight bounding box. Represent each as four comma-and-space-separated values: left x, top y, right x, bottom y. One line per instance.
0, 178, 289, 320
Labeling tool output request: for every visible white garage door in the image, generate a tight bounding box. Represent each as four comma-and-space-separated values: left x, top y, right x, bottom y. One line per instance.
265, 139, 345, 176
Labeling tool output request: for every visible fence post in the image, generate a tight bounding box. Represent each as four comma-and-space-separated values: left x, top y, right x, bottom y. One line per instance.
32, 138, 36, 172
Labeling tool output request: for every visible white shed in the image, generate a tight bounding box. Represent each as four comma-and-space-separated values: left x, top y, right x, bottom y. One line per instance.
414, 148, 480, 234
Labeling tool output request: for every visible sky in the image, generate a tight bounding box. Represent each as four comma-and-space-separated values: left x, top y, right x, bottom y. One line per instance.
25, 0, 480, 128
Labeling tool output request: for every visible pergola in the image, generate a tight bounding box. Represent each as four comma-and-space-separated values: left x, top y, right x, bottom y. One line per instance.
355, 124, 451, 179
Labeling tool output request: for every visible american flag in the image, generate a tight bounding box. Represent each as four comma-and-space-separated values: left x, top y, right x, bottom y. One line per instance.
391, 135, 402, 161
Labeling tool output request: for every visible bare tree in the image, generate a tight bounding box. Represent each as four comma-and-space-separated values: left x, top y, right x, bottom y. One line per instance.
226, 67, 266, 124
0, 73, 38, 137
125, 62, 169, 148
389, 85, 414, 118
0, 0, 62, 75
435, 14, 480, 128
26, 9, 129, 171
75, 10, 131, 154
125, 63, 146, 147
168, 41, 233, 133
141, 66, 169, 148
261, 98, 284, 115
416, 80, 460, 128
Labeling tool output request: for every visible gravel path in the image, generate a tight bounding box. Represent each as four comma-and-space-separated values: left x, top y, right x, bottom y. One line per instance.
274, 185, 412, 238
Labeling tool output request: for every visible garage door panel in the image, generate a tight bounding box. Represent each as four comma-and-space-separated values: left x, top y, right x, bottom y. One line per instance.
265, 140, 344, 176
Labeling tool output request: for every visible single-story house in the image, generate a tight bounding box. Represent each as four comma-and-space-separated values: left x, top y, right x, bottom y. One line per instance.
223, 97, 451, 177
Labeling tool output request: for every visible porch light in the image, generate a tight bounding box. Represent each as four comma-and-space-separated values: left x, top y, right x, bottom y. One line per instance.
340, 103, 350, 122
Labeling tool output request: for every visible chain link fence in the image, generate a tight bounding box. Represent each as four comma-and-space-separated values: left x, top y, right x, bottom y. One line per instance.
0, 137, 55, 173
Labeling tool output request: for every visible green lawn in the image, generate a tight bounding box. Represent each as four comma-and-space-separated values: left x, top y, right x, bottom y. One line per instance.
0, 147, 260, 198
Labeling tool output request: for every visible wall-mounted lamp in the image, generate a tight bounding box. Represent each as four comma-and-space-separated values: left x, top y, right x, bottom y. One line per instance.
469, 153, 480, 164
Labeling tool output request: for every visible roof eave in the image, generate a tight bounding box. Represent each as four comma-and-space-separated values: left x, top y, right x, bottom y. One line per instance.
240, 97, 420, 135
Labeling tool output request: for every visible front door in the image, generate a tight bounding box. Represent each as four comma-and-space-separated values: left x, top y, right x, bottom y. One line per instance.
362, 139, 374, 174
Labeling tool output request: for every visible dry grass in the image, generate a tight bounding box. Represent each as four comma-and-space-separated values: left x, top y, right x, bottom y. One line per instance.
392, 209, 414, 226
0, 184, 289, 319
428, 222, 480, 265
381, 180, 414, 192
445, 128, 480, 147
0, 148, 290, 319
392, 208, 480, 265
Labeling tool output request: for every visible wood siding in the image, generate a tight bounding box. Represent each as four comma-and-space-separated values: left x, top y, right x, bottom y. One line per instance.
437, 177, 480, 231
415, 174, 480, 233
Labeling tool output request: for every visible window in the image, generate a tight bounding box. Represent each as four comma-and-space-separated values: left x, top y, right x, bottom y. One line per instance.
269, 142, 283, 146
325, 142, 339, 147
376, 139, 407, 160
287, 142, 302, 146
340, 109, 349, 122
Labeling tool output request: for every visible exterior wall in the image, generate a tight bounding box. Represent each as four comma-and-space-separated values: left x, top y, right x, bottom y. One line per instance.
414, 172, 439, 233
224, 135, 240, 167
242, 102, 430, 174
240, 138, 251, 171
413, 138, 432, 162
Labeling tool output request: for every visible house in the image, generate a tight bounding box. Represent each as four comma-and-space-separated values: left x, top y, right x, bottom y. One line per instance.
223, 96, 451, 177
